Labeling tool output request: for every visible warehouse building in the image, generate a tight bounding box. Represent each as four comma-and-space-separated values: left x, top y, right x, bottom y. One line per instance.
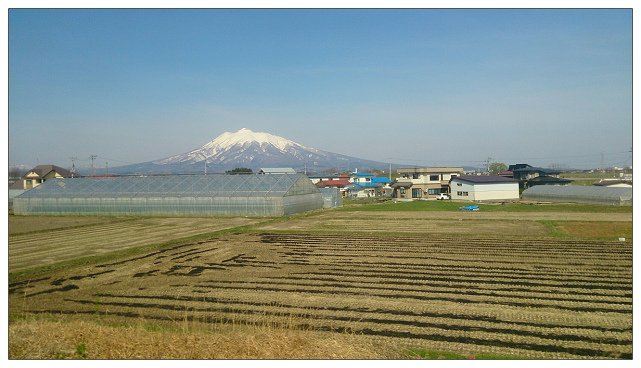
13, 174, 324, 217
522, 185, 632, 206
450, 176, 520, 201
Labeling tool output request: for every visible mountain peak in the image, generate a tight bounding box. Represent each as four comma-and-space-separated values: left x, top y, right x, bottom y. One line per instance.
155, 128, 308, 165
122, 127, 391, 174
206, 128, 302, 152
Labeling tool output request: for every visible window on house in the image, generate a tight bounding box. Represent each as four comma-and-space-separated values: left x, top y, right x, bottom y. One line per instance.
457, 183, 462, 186
412, 173, 419, 179
457, 191, 469, 196
399, 188, 405, 195
462, 191, 469, 196
457, 191, 462, 196
430, 175, 439, 181
427, 188, 440, 195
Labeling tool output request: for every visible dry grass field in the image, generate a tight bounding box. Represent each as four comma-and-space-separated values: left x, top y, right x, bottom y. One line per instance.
8, 216, 261, 273
8, 206, 632, 359
258, 211, 632, 239
9, 215, 122, 235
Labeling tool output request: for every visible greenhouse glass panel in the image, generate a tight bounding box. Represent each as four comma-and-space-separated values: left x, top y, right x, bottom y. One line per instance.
13, 174, 323, 216
521, 185, 632, 206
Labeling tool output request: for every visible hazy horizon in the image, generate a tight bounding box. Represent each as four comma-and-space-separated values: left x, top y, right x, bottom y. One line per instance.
8, 8, 632, 171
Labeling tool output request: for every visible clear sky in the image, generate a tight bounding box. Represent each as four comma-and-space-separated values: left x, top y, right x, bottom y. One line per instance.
8, 8, 633, 171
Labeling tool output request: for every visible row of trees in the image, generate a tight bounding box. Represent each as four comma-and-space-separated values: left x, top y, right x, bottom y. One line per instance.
226, 168, 253, 175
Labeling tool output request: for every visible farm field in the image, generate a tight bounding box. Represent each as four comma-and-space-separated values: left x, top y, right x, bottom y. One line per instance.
8, 206, 632, 360
9, 215, 122, 235
341, 199, 633, 213
258, 211, 632, 239
8, 216, 261, 273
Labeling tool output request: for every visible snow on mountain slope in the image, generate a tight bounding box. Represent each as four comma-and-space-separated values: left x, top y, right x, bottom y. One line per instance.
156, 128, 322, 165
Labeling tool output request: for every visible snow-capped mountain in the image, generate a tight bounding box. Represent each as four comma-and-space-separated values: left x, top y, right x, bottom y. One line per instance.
155, 128, 317, 165
109, 128, 391, 174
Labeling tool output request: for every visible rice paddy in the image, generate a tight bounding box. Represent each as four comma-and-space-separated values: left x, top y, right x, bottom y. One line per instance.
8, 208, 632, 359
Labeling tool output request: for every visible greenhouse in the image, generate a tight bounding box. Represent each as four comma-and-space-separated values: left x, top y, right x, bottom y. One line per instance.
521, 185, 632, 206
13, 173, 324, 217
318, 187, 342, 208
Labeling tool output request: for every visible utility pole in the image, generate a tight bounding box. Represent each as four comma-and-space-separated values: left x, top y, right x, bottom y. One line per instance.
485, 157, 493, 174
90, 155, 97, 176
69, 157, 77, 178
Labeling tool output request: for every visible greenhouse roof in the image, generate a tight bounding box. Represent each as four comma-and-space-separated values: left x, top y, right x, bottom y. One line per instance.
522, 185, 632, 202
16, 174, 318, 199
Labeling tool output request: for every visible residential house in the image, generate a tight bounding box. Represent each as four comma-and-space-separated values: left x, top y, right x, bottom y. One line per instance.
346, 183, 379, 198
350, 171, 375, 184
20, 165, 72, 190
315, 179, 352, 197
346, 183, 392, 198
392, 167, 464, 199
344, 171, 393, 198
508, 164, 571, 189
308, 173, 350, 184
450, 175, 520, 201
315, 179, 351, 189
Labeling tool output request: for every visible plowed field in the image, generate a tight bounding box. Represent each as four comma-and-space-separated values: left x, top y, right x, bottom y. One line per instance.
10, 229, 632, 359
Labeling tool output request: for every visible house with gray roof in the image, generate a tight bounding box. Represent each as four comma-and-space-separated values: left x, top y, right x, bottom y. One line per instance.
19, 164, 72, 190
508, 164, 571, 189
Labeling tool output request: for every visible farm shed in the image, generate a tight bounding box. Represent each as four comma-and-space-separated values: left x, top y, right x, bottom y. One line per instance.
13, 173, 324, 217
450, 176, 520, 201
521, 185, 632, 206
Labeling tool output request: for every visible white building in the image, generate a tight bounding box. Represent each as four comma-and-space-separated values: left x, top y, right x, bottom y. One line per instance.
450, 176, 519, 201
258, 168, 297, 174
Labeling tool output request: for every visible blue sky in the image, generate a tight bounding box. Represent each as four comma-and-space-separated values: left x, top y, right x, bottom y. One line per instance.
8, 8, 632, 170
